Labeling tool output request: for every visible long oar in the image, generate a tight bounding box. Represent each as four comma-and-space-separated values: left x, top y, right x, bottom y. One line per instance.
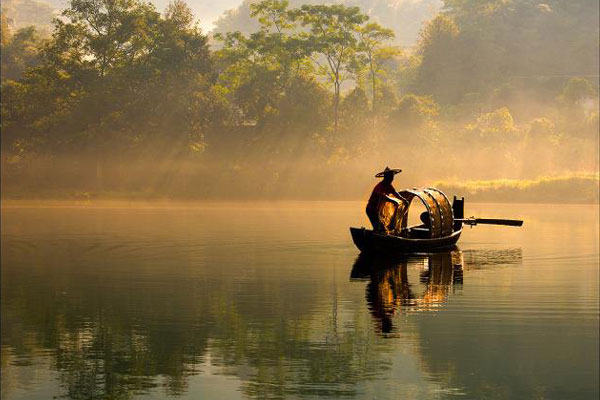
456, 217, 524, 227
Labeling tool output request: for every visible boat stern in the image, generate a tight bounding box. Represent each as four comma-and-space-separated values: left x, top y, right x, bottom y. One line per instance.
350, 227, 368, 252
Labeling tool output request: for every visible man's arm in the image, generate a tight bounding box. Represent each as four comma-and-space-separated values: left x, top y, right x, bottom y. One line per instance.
385, 193, 409, 207
392, 191, 409, 206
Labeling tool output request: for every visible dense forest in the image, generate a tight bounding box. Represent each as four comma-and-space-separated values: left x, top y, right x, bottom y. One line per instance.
1, 0, 598, 200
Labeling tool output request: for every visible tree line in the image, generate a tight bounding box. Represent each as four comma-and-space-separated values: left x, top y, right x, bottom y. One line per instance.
1, 0, 598, 198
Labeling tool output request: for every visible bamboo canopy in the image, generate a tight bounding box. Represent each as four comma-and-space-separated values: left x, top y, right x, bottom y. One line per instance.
378, 188, 455, 239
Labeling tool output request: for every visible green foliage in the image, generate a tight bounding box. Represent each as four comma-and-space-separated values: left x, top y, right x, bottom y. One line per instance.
214, 1, 314, 128
275, 75, 331, 135
340, 87, 370, 131
2, 0, 217, 191
250, 0, 292, 31
373, 85, 398, 119
0, 22, 44, 81
353, 22, 398, 115
414, 14, 462, 103
1, 12, 11, 45
466, 107, 519, 142
215, 1, 398, 135
414, 0, 600, 104
292, 4, 369, 132
390, 94, 439, 130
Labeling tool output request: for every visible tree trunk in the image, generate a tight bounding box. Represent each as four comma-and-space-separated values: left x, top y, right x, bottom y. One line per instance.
96, 154, 104, 192
334, 81, 340, 133
370, 61, 377, 124
371, 70, 376, 113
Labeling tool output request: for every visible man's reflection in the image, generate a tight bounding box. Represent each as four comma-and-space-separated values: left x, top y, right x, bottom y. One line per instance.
351, 250, 464, 334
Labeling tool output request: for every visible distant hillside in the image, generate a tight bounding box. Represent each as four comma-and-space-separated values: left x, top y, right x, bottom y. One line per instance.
131, 0, 242, 32
213, 0, 442, 46
1, 0, 58, 29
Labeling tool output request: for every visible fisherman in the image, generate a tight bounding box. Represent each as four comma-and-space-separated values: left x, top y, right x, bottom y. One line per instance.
366, 167, 408, 232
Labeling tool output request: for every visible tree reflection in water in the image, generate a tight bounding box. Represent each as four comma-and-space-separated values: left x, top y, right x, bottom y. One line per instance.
350, 249, 465, 334
0, 207, 527, 400
2, 238, 394, 400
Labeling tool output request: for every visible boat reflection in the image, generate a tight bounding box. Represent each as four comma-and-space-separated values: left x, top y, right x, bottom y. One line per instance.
350, 249, 465, 334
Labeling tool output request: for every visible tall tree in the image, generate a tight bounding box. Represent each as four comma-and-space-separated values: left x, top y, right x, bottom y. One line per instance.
214, 0, 312, 127
354, 22, 398, 116
292, 4, 368, 133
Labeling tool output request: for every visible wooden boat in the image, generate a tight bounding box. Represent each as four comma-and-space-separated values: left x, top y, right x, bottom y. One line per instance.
350, 188, 522, 254
350, 226, 462, 253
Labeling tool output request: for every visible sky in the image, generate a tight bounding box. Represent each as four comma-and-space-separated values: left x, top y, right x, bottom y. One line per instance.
198, 1, 242, 31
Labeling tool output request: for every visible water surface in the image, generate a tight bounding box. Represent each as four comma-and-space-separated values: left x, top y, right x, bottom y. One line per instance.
1, 202, 598, 399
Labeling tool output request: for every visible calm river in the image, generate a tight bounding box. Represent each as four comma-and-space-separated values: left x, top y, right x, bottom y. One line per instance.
1, 202, 598, 399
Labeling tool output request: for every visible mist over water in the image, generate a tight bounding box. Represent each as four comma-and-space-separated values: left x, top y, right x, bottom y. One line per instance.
1, 202, 598, 399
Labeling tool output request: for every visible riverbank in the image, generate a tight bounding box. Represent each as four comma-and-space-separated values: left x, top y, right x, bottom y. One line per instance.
2, 174, 598, 204
435, 174, 599, 204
